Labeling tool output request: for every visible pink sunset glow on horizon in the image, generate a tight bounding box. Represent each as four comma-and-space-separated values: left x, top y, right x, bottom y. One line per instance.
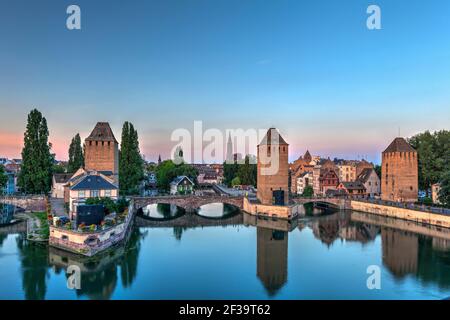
1, 126, 388, 165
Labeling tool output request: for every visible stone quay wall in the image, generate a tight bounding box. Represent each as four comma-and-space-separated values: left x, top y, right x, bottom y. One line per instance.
350, 200, 450, 229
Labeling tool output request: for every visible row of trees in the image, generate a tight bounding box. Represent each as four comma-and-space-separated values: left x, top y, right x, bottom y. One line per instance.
223, 155, 257, 187
16, 109, 144, 195
408, 130, 450, 206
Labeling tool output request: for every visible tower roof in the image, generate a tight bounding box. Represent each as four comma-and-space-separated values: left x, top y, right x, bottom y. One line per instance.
85, 122, 118, 143
383, 137, 416, 153
258, 128, 288, 146
303, 150, 312, 162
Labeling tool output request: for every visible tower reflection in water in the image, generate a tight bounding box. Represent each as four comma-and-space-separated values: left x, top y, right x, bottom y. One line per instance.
256, 227, 288, 296
28, 209, 450, 299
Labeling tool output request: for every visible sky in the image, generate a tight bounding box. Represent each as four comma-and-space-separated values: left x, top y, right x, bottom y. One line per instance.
0, 0, 449, 164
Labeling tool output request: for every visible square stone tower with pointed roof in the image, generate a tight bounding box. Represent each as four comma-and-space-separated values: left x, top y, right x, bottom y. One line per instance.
84, 122, 119, 181
257, 128, 289, 206
381, 137, 418, 202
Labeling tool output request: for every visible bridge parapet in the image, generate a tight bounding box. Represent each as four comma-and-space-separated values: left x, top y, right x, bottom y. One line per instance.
0, 195, 47, 212
292, 197, 351, 210
131, 195, 244, 212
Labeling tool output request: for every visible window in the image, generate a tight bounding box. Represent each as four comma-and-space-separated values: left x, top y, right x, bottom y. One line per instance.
78, 190, 85, 198
92, 190, 99, 197
105, 189, 111, 197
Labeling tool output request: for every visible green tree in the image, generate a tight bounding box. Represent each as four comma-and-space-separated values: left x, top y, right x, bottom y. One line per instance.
374, 164, 381, 180
438, 170, 450, 207
0, 165, 7, 194
155, 160, 198, 191
18, 109, 54, 194
52, 164, 66, 174
119, 122, 144, 195
237, 155, 257, 186
85, 197, 129, 214
223, 160, 239, 187
302, 185, 314, 197
67, 133, 84, 173
231, 176, 241, 187
409, 130, 450, 195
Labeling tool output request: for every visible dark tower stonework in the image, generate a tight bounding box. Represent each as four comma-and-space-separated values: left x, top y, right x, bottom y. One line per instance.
84, 122, 119, 181
257, 128, 289, 206
381, 137, 418, 203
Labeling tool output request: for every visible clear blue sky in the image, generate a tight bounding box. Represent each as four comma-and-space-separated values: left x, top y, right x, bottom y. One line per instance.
0, 0, 449, 163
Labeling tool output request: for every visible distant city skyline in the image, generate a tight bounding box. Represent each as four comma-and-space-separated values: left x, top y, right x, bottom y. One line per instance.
1, 0, 449, 163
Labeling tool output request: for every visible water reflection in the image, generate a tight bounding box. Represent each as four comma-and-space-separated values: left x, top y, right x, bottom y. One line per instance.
256, 227, 288, 296
3, 208, 450, 299
0, 204, 16, 225
196, 203, 240, 218
48, 228, 146, 300
139, 203, 185, 220
16, 233, 49, 300
309, 212, 380, 246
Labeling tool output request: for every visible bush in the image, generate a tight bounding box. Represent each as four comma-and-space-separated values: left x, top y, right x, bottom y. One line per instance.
231, 177, 241, 187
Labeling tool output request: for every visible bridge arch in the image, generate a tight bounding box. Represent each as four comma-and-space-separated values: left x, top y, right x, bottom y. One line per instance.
196, 202, 241, 220
132, 195, 244, 213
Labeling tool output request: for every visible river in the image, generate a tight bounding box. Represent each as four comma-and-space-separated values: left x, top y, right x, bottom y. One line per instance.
1, 203, 450, 300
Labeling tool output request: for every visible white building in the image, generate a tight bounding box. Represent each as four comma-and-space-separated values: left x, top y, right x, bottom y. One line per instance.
296, 171, 313, 195
357, 168, 380, 198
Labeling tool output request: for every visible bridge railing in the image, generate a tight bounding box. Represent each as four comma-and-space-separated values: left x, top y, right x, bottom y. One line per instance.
353, 198, 450, 215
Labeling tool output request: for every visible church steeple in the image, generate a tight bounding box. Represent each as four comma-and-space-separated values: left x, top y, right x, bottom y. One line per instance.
303, 150, 312, 163
158, 154, 162, 165
226, 132, 233, 163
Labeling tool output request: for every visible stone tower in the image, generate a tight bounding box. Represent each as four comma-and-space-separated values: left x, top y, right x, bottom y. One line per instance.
84, 122, 119, 180
257, 128, 289, 206
381, 137, 418, 203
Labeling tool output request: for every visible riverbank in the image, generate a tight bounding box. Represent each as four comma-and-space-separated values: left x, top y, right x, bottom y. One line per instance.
350, 200, 450, 229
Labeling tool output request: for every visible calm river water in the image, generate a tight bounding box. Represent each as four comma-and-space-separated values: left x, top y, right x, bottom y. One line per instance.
1, 203, 450, 300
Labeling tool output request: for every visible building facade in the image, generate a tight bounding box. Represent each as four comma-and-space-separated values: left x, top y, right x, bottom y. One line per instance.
337, 161, 357, 182
432, 183, 441, 204
296, 171, 312, 195
357, 168, 380, 198
84, 122, 119, 183
68, 171, 119, 216
257, 128, 289, 206
381, 137, 418, 203
170, 176, 194, 195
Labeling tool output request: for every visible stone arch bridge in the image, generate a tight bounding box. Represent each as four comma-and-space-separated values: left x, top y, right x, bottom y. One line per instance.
0, 195, 47, 212
131, 195, 244, 212
292, 197, 351, 210
136, 211, 243, 229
